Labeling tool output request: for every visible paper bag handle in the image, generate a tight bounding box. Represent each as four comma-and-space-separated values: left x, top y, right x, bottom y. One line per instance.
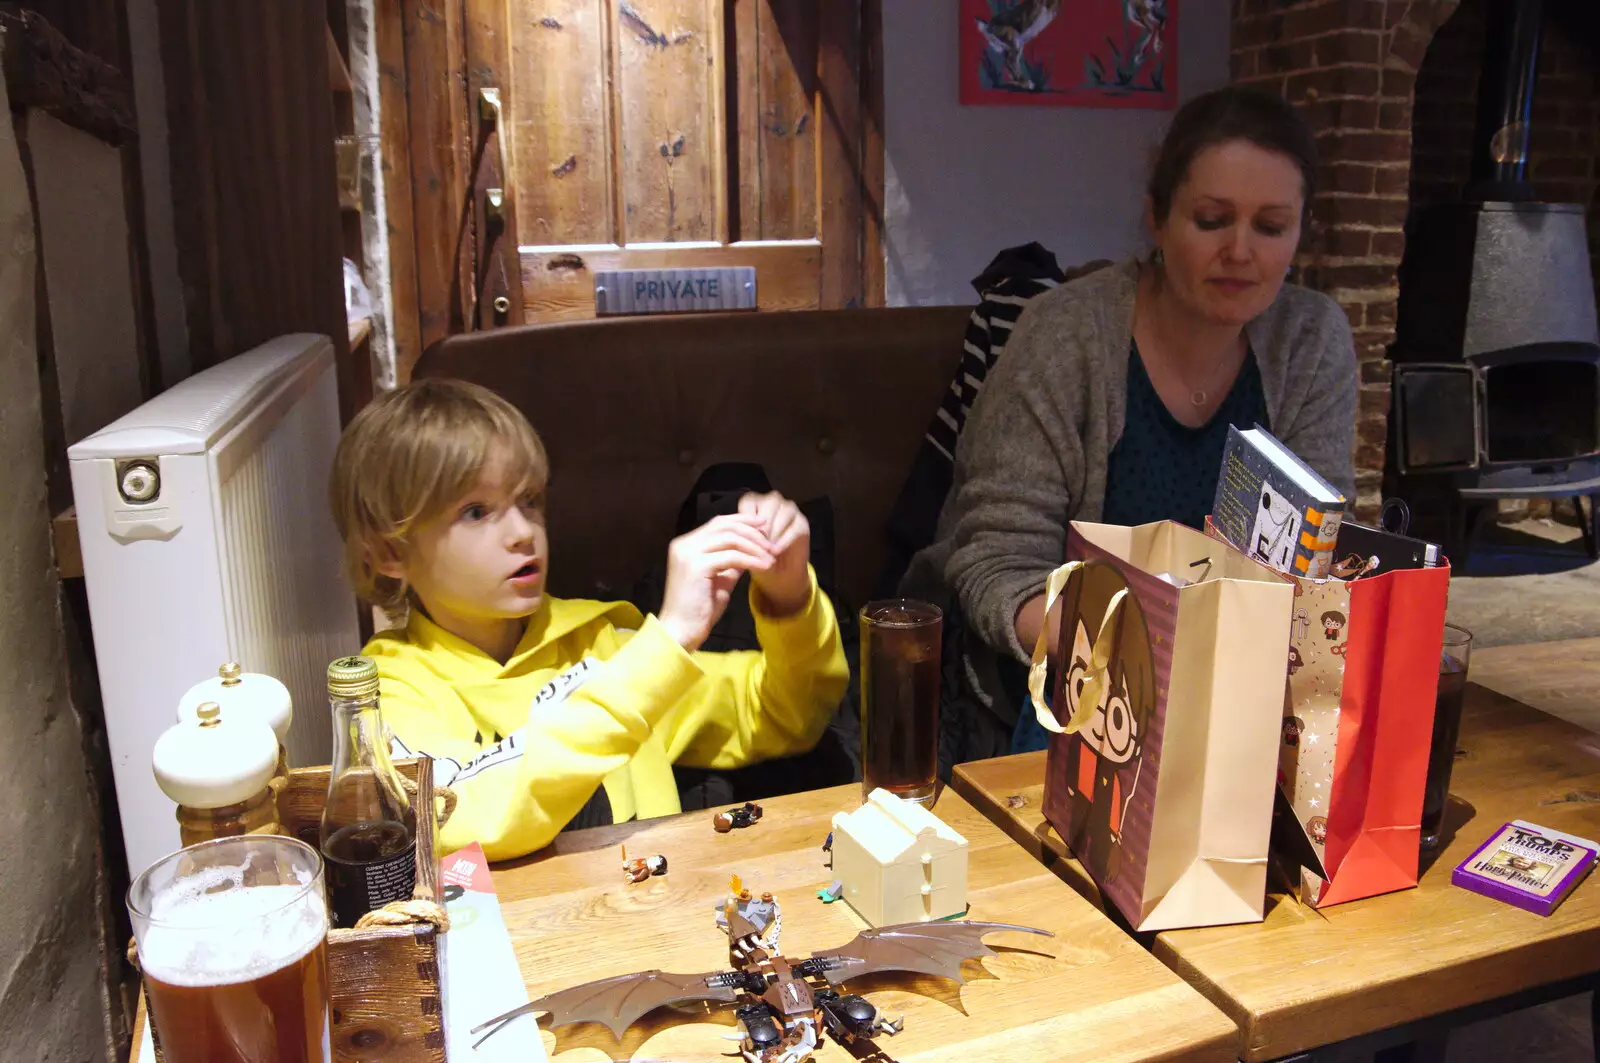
1027, 561, 1129, 735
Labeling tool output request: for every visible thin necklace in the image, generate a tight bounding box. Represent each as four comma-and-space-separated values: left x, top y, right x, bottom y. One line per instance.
1139, 276, 1241, 410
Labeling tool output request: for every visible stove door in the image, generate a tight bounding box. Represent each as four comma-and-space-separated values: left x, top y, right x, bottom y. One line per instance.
1392, 363, 1483, 474
1476, 345, 1600, 467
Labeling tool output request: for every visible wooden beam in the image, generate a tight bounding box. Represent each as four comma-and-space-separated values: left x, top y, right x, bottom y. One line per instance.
818, 0, 864, 309
861, 0, 885, 307
374, 0, 421, 381
463, 0, 523, 330
155, 0, 356, 416
53, 507, 82, 579
155, 0, 222, 367
0, 5, 135, 144
402, 0, 471, 352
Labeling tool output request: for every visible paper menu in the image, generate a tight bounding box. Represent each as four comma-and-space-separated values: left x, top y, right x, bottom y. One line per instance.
137, 1001, 155, 1060
441, 842, 549, 1061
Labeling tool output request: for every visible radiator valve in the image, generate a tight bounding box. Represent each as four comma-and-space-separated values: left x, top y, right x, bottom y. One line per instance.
118, 461, 160, 503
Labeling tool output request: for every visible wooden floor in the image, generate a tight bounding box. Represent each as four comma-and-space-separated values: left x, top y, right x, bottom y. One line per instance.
1471, 638, 1600, 735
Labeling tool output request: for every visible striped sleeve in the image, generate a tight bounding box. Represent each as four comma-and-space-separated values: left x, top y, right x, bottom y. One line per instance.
924, 275, 1058, 461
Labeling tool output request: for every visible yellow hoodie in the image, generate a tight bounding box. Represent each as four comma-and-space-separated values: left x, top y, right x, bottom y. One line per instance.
365, 572, 848, 861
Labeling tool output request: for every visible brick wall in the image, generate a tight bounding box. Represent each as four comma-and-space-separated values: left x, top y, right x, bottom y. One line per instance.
1231, 0, 1461, 518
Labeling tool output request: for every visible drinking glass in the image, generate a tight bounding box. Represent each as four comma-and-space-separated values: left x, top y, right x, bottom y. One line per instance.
129, 835, 332, 1063
859, 600, 942, 806
1420, 624, 1473, 851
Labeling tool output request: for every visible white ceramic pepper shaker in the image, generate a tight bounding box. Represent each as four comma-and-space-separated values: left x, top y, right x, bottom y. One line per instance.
153, 702, 282, 847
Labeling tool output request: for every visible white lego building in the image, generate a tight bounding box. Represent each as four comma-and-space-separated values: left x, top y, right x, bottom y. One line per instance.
830, 788, 968, 926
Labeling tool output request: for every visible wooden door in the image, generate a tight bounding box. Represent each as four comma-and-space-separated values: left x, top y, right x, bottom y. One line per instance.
461, 0, 878, 326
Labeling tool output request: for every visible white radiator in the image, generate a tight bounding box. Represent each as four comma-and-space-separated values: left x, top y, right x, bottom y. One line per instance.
69, 334, 359, 876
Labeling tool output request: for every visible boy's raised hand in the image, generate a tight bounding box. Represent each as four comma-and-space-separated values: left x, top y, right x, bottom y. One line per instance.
738, 491, 811, 618
658, 513, 775, 651
656, 493, 812, 652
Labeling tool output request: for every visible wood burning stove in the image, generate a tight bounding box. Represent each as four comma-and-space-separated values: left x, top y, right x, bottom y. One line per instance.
1389, 0, 1600, 561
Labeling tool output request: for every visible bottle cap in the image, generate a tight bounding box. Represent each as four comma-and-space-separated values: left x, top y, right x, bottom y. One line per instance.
153, 704, 278, 809
177, 662, 293, 743
327, 655, 379, 698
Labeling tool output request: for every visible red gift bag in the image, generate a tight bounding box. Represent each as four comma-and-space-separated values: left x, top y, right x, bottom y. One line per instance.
1208, 522, 1451, 906
1305, 563, 1450, 906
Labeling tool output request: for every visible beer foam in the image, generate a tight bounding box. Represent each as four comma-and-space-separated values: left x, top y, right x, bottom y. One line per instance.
139, 872, 326, 987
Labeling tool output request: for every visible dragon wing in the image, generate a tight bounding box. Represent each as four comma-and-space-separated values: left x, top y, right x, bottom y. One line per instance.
806, 920, 1053, 987
470, 968, 740, 1042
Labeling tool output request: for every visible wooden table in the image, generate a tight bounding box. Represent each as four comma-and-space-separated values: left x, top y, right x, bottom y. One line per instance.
129, 783, 1238, 1063
952, 682, 1600, 1062
1473, 635, 1600, 735
482, 783, 1238, 1063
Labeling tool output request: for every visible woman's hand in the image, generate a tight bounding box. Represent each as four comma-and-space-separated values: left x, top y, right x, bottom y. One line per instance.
738, 491, 812, 617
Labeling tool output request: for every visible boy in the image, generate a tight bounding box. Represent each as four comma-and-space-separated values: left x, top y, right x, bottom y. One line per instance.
330, 379, 849, 860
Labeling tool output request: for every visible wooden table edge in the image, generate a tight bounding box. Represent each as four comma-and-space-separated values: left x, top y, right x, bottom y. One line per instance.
951, 694, 1600, 1063
1154, 928, 1600, 1063
1168, 1014, 1245, 1063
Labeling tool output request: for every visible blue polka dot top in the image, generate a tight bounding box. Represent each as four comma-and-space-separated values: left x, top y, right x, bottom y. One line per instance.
1101, 340, 1269, 531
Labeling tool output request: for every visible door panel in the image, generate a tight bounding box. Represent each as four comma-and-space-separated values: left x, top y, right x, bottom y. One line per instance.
616, 0, 722, 243
509, 0, 612, 247
470, 0, 862, 323
735, 0, 818, 241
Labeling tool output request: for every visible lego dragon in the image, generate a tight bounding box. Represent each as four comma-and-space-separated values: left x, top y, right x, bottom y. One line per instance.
472, 877, 1053, 1063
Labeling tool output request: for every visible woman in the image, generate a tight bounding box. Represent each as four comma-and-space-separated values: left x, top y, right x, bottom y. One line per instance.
911, 86, 1357, 764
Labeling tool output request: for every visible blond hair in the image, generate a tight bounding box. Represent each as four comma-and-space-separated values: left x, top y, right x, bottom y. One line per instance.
329, 378, 549, 609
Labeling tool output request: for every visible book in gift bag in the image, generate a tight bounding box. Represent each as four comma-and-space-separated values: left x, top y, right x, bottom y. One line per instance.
1207, 520, 1451, 907
1211, 425, 1347, 579
1026, 521, 1294, 931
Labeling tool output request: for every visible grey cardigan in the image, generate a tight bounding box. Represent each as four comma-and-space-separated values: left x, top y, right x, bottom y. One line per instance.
916, 257, 1357, 675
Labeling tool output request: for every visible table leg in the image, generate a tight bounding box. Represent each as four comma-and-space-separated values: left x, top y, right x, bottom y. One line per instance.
1372, 1035, 1448, 1063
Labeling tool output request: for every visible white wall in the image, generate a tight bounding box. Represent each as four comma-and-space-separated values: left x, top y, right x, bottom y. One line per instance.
883, 0, 1232, 306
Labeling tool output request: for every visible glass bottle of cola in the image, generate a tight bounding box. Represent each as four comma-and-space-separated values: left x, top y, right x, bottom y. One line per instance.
319, 655, 417, 928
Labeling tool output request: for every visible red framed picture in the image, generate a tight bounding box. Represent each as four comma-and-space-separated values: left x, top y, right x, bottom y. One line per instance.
959, 0, 1179, 110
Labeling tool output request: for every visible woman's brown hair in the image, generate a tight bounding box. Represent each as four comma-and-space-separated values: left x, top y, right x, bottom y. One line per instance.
1147, 85, 1319, 225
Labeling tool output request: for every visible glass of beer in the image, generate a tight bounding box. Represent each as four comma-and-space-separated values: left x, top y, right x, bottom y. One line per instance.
860, 600, 942, 806
129, 835, 332, 1063
1421, 624, 1474, 851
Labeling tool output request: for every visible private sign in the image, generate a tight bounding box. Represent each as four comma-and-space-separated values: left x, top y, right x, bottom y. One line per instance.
594, 267, 757, 315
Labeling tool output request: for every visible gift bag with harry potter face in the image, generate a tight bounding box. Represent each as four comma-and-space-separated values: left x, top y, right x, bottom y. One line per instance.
1027, 521, 1294, 932
1266, 554, 1450, 907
